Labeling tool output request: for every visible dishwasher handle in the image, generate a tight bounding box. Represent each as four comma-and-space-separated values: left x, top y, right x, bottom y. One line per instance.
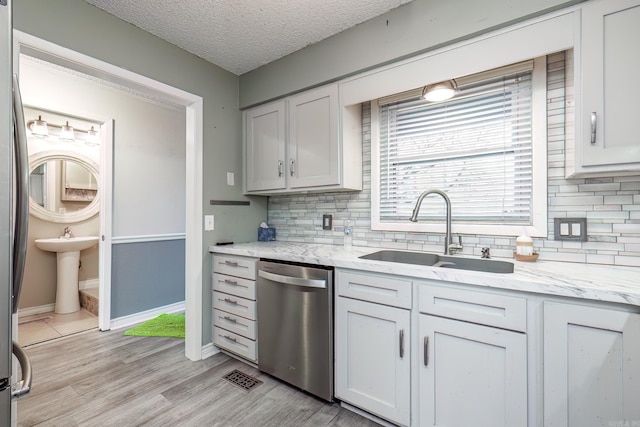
258, 269, 327, 289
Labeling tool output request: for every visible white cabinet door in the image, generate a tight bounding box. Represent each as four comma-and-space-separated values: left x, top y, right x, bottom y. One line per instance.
419, 315, 527, 427
577, 0, 640, 173
244, 100, 286, 192
544, 301, 640, 427
288, 84, 339, 189
335, 297, 411, 426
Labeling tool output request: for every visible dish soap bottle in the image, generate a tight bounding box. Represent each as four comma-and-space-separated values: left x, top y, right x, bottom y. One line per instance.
344, 220, 353, 248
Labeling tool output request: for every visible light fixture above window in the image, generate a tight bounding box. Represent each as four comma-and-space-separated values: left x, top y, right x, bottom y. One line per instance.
421, 79, 458, 102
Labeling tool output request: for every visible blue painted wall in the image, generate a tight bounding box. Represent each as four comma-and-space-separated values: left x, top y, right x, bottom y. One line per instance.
111, 240, 185, 318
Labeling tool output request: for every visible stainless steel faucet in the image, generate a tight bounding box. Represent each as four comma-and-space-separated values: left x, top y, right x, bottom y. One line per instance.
410, 189, 462, 255
63, 227, 73, 238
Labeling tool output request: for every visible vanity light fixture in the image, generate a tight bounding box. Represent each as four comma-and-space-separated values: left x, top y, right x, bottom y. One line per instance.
85, 126, 99, 146
59, 121, 75, 141
421, 79, 458, 102
26, 115, 100, 145
29, 115, 49, 137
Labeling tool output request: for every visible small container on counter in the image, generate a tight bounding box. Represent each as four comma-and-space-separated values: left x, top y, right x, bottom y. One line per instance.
343, 220, 353, 248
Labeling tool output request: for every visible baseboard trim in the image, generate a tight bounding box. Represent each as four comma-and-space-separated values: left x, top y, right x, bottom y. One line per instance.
18, 304, 55, 318
201, 343, 220, 360
79, 278, 99, 290
109, 301, 185, 330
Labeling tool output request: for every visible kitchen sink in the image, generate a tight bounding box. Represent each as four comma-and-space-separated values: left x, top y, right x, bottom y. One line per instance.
359, 250, 514, 274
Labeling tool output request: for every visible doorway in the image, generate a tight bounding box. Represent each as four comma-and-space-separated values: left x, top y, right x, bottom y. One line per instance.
14, 31, 204, 360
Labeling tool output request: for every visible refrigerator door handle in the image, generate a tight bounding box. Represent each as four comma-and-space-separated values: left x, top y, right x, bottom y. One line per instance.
11, 341, 31, 398
12, 74, 29, 314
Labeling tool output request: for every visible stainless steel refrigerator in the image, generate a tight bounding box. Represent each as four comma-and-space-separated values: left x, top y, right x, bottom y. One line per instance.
1, 0, 33, 423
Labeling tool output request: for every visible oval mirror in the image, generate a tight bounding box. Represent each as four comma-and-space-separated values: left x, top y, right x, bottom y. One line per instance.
29, 150, 100, 223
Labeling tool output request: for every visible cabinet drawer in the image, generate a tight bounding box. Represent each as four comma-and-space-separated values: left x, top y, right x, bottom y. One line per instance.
337, 270, 412, 309
213, 291, 256, 320
213, 255, 257, 280
213, 308, 256, 340
213, 327, 257, 362
419, 283, 527, 332
212, 273, 256, 300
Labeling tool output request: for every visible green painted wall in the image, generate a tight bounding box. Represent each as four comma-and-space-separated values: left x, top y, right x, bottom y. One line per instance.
14, 0, 268, 343
239, 0, 586, 108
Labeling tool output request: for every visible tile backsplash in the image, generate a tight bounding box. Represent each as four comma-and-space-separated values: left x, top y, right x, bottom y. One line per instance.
268, 51, 640, 267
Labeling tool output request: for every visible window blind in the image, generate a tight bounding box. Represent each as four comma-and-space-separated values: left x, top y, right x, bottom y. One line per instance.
378, 66, 534, 225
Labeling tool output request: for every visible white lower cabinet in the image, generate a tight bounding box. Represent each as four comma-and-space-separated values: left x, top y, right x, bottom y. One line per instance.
333, 269, 640, 427
211, 254, 258, 362
543, 301, 640, 426
418, 314, 528, 427
335, 297, 411, 426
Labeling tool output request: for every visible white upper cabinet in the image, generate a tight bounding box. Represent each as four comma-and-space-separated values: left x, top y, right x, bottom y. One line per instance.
244, 100, 286, 192
570, 0, 640, 176
288, 85, 340, 189
243, 83, 362, 195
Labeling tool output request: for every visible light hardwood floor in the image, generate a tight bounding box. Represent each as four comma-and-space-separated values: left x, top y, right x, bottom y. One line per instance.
17, 329, 381, 427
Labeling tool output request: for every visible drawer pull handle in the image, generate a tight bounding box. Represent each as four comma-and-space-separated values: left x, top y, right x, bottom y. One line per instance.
278, 160, 284, 177
223, 298, 238, 305
399, 329, 405, 358
289, 159, 295, 176
424, 336, 429, 366
223, 260, 239, 267
590, 112, 597, 144
223, 279, 239, 285
223, 316, 237, 323
223, 335, 237, 343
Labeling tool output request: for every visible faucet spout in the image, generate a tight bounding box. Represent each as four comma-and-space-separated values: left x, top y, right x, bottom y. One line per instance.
410, 189, 460, 255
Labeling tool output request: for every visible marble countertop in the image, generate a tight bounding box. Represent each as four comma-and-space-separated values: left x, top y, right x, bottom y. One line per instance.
210, 241, 640, 307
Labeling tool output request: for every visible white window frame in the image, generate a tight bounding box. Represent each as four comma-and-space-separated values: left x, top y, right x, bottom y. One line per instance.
371, 56, 547, 237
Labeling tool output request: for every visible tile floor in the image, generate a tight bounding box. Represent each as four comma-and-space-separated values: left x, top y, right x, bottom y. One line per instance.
17, 309, 98, 347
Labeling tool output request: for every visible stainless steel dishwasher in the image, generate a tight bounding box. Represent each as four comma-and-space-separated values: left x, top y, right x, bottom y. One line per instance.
257, 259, 334, 401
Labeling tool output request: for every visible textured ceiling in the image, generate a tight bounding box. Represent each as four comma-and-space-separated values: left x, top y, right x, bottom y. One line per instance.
83, 0, 413, 75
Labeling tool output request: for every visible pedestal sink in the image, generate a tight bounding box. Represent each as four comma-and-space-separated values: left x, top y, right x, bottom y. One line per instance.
34, 236, 99, 314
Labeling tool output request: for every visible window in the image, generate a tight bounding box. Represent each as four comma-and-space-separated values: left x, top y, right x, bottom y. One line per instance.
372, 58, 547, 237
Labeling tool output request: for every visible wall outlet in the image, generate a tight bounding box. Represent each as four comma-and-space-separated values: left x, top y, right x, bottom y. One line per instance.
322, 214, 333, 230
205, 215, 214, 231
226, 172, 235, 186
554, 217, 587, 241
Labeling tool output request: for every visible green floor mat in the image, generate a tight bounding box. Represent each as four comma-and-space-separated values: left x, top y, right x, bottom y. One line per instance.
124, 313, 185, 338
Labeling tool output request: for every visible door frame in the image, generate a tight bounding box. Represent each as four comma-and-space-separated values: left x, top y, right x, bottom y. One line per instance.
13, 31, 205, 360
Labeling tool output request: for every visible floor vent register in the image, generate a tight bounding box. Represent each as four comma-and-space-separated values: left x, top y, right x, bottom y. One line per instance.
222, 369, 263, 392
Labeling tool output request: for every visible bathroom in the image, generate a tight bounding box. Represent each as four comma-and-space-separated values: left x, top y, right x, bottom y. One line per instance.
16, 50, 187, 346
18, 102, 102, 345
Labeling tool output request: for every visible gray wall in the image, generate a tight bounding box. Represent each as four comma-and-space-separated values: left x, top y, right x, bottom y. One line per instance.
14, 0, 268, 339
239, 0, 586, 107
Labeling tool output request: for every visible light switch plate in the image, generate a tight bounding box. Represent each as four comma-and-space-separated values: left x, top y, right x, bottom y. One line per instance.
205, 215, 214, 231
226, 172, 235, 186
554, 218, 587, 241
322, 214, 332, 230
